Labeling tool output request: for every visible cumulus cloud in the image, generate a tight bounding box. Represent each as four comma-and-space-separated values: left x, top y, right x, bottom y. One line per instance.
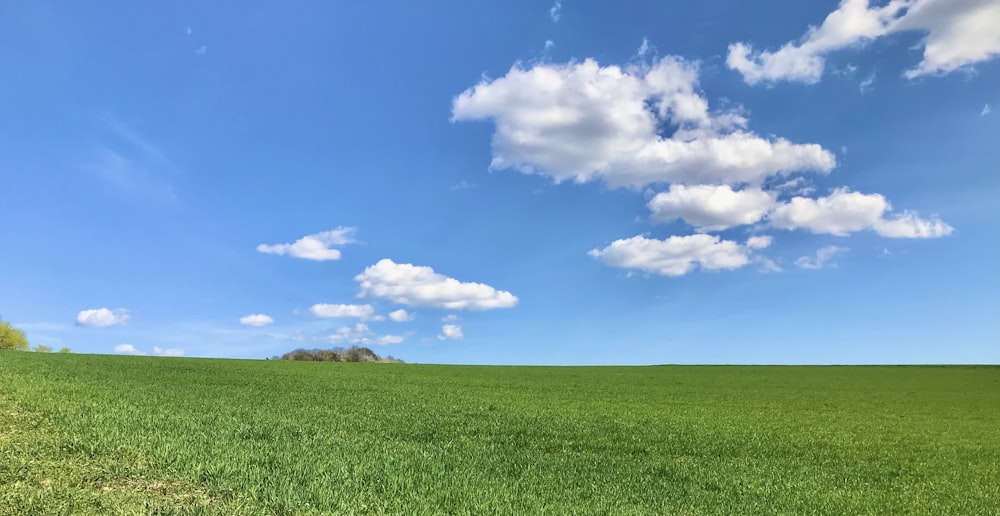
153, 346, 185, 357
589, 234, 766, 276
439, 324, 464, 340
388, 309, 415, 322
310, 303, 377, 320
452, 56, 835, 189
648, 184, 775, 231
113, 344, 183, 356
257, 227, 357, 261
77, 308, 130, 328
549, 0, 562, 22
240, 314, 274, 327
114, 344, 142, 355
728, 0, 1000, 84
326, 322, 405, 346
746, 235, 774, 249
355, 259, 518, 310
770, 188, 953, 238
796, 245, 849, 269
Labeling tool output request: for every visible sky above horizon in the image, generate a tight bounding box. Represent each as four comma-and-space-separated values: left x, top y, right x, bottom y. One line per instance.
2, 0, 998, 364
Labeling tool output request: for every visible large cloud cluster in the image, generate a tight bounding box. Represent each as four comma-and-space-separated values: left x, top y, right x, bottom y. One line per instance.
454, 54, 951, 276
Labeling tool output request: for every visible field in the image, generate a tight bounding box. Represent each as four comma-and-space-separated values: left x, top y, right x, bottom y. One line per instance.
1, 353, 998, 514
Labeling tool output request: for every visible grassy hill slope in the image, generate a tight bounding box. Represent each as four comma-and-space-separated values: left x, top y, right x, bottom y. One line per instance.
1, 352, 998, 514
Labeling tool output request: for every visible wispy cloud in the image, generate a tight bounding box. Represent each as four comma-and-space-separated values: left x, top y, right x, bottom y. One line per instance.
195, 45, 207, 56
859, 71, 876, 94
88, 116, 180, 204
450, 180, 476, 191
549, 0, 562, 22
982, 104, 992, 116
795, 245, 848, 270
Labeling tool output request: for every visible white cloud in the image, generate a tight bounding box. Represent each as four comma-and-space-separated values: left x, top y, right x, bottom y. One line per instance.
549, 0, 562, 22
153, 346, 185, 357
728, 0, 1000, 84
982, 104, 993, 116
796, 245, 849, 269
310, 303, 376, 319
114, 344, 142, 355
756, 256, 784, 273
442, 314, 460, 322
388, 309, 415, 322
326, 322, 404, 346
746, 235, 774, 249
439, 324, 464, 340
647, 184, 775, 231
770, 188, 953, 238
77, 308, 130, 328
544, 40, 556, 51
257, 227, 357, 261
773, 176, 816, 196
859, 71, 876, 93
240, 314, 274, 327
452, 57, 835, 189
589, 234, 757, 277
195, 45, 207, 56
895, 0, 1000, 78
355, 259, 518, 310
450, 180, 475, 191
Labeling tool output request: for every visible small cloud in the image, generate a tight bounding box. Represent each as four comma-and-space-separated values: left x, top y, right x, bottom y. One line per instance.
114, 344, 142, 355
442, 314, 460, 322
153, 346, 185, 357
195, 45, 207, 56
544, 40, 556, 52
310, 303, 377, 320
859, 72, 876, 94
549, 0, 562, 22
636, 37, 651, 59
450, 180, 476, 191
240, 314, 274, 327
388, 309, 415, 322
77, 308, 130, 328
258, 227, 357, 261
184, 27, 192, 35
439, 324, 463, 340
325, 322, 405, 346
795, 245, 848, 270
756, 256, 783, 273
982, 104, 992, 116
746, 235, 773, 250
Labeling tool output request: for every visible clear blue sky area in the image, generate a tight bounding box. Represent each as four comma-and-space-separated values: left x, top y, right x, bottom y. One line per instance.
3, 1, 998, 364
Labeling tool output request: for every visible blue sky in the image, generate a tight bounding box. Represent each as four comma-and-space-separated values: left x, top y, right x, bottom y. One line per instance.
2, 0, 998, 364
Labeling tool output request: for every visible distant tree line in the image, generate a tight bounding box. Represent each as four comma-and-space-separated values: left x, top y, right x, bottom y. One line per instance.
272, 345, 402, 363
0, 317, 70, 353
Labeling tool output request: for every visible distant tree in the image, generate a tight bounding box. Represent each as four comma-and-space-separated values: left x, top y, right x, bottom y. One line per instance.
340, 346, 377, 362
281, 349, 316, 361
58, 347, 71, 353
314, 349, 339, 362
276, 345, 399, 363
0, 319, 29, 351
33, 344, 53, 353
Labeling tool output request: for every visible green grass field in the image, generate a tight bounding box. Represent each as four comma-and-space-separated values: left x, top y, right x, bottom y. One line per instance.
1, 352, 998, 514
